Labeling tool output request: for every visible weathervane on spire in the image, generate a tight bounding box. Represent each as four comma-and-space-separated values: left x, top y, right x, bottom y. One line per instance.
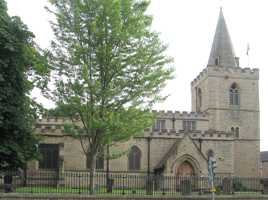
219, 0, 223, 10
246, 43, 250, 67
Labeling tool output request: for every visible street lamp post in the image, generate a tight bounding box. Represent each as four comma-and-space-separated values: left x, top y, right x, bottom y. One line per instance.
147, 136, 152, 176
146, 136, 152, 194
106, 144, 111, 193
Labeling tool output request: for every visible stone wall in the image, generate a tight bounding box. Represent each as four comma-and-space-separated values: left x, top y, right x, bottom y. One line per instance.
107, 137, 175, 172
234, 141, 260, 177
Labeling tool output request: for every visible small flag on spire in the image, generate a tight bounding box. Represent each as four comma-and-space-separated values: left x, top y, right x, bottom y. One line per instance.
246, 43, 250, 55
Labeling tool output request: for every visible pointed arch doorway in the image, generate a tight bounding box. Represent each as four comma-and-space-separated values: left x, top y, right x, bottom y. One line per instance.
176, 161, 195, 177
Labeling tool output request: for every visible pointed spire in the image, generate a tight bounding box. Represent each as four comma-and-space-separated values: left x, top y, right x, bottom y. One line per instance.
208, 8, 237, 67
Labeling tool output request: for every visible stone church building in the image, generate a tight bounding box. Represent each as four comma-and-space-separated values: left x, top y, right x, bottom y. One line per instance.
31, 9, 260, 177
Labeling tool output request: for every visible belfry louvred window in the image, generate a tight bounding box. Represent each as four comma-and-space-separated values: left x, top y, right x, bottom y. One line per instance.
230, 83, 240, 105
197, 88, 202, 112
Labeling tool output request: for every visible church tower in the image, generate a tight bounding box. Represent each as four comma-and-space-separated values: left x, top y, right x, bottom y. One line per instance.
191, 8, 260, 176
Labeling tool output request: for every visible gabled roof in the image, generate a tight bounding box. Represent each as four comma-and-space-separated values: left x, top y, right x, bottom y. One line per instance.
261, 151, 268, 162
208, 8, 237, 67
154, 139, 181, 170
154, 134, 207, 170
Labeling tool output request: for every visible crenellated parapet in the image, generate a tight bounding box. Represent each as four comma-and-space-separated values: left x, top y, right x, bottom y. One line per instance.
35, 117, 68, 135
144, 128, 234, 140
191, 65, 259, 86
201, 130, 234, 140
191, 68, 209, 86
37, 117, 68, 124
152, 110, 208, 120
207, 65, 259, 79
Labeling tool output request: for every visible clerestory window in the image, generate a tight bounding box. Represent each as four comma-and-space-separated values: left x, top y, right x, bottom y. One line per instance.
183, 120, 196, 131
153, 119, 166, 131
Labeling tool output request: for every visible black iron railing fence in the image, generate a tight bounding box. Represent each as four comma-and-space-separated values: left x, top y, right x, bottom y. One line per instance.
0, 170, 266, 196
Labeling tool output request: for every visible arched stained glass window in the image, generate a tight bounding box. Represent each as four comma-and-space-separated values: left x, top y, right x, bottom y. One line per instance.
128, 146, 141, 171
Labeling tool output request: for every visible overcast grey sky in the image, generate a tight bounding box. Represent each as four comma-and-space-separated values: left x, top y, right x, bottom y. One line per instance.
6, 0, 268, 151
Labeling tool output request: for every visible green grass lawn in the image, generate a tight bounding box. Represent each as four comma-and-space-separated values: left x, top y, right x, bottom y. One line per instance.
15, 186, 193, 196
13, 186, 264, 197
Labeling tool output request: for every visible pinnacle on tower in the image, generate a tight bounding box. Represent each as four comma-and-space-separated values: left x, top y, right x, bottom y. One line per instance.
208, 8, 238, 67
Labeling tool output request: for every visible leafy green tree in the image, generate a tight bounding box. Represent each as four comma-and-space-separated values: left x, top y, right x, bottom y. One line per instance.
0, 0, 49, 171
47, 0, 173, 193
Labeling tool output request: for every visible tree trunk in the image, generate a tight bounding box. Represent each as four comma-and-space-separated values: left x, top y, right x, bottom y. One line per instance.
87, 152, 96, 194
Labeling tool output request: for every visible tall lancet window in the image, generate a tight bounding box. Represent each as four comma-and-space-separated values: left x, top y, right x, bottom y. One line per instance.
197, 88, 202, 112
229, 83, 240, 105
128, 146, 141, 171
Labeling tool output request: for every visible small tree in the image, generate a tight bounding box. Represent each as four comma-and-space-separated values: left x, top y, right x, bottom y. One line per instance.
0, 0, 49, 171
47, 0, 173, 193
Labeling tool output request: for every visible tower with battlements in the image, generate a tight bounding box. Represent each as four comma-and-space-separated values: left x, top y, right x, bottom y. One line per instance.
191, 8, 260, 176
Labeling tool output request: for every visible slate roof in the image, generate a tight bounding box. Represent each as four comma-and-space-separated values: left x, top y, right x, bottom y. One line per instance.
261, 151, 268, 162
